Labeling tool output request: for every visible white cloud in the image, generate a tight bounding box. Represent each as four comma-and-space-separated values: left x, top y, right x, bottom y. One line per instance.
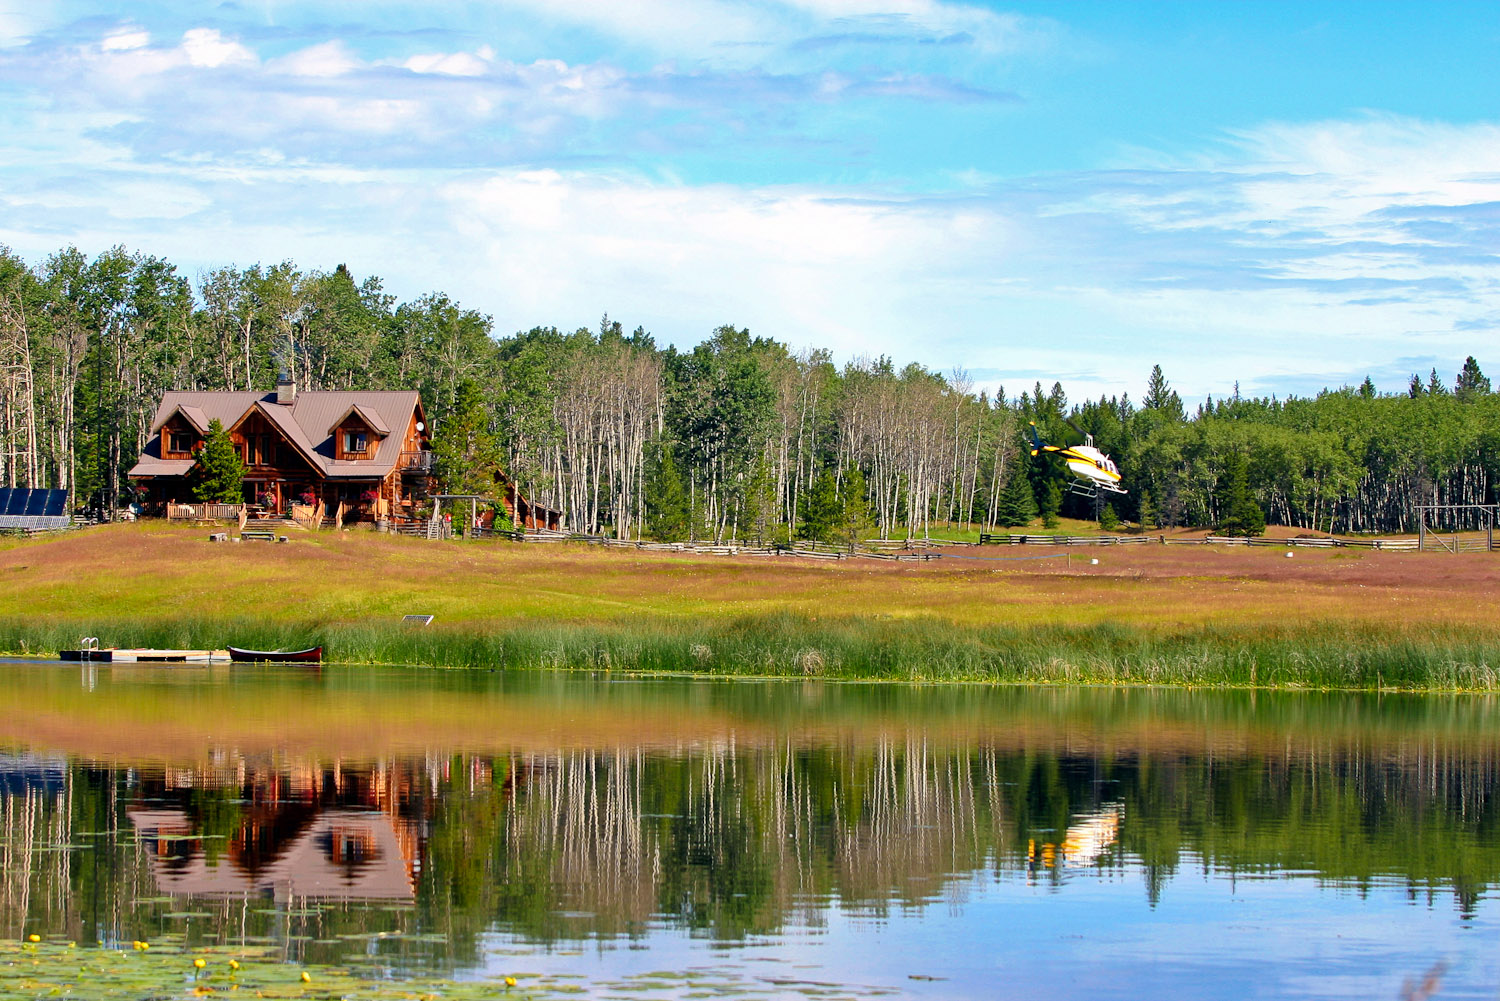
403, 48, 493, 77
78, 26, 256, 86
0, 2, 45, 47
101, 28, 150, 52
271, 40, 360, 78
180, 27, 255, 69
434, 170, 1003, 358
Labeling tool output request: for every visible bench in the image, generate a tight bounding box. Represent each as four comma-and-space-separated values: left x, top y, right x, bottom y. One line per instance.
241, 530, 276, 542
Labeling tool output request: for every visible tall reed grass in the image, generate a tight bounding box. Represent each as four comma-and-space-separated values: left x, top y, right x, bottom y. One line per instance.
4, 613, 1498, 691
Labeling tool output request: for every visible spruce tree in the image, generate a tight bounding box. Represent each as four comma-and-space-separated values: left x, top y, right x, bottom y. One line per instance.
739, 453, 778, 544
831, 465, 875, 552
801, 468, 840, 542
646, 445, 689, 542
1142, 364, 1184, 420
996, 470, 1037, 528
1216, 452, 1266, 537
186, 419, 244, 503
1099, 503, 1120, 531
1136, 489, 1158, 532
431, 378, 501, 496
1040, 480, 1062, 529
1455, 356, 1491, 401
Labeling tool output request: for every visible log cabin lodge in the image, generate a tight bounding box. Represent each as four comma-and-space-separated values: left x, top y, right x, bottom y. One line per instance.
129, 378, 560, 529
129, 378, 431, 524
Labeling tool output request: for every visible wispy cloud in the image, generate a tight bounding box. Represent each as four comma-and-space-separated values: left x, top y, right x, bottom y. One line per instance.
10, 113, 1496, 401
490, 0, 1041, 61
0, 6, 1495, 403
0, 18, 1014, 170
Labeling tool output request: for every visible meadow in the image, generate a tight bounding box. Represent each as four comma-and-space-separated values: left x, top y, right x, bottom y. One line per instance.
2, 522, 1498, 690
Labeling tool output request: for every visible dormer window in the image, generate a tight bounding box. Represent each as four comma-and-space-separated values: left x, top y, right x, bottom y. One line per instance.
344, 431, 368, 455
168, 431, 195, 455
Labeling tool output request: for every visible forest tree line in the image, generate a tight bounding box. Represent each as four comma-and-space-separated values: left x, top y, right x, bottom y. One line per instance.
2, 245, 1498, 539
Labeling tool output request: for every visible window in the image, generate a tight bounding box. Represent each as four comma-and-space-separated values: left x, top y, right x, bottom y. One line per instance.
344, 431, 368, 455
168, 431, 194, 454
238, 435, 275, 465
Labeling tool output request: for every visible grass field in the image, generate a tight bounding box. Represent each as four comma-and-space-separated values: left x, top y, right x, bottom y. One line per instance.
2, 522, 1498, 689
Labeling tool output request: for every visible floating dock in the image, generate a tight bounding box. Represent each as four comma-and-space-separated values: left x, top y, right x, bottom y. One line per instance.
60, 648, 231, 664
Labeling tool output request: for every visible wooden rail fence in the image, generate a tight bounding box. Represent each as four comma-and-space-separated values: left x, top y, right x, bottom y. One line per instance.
379, 523, 1462, 558
983, 532, 1427, 552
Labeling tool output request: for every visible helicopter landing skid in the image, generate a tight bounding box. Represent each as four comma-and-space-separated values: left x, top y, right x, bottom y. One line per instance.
1067, 480, 1127, 500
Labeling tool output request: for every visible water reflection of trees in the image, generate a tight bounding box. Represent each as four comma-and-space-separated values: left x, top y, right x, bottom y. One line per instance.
465, 739, 1012, 945
3, 737, 1500, 968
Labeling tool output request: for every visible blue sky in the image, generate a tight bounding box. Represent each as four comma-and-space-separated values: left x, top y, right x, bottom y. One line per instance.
1, 1, 1497, 402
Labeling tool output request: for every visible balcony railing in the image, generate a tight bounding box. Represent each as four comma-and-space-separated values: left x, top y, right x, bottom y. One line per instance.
399, 450, 435, 473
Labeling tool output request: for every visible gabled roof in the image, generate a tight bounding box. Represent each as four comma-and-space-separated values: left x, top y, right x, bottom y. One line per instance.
327, 403, 391, 437
151, 403, 209, 435
231, 401, 327, 474
128, 807, 413, 900
130, 390, 424, 481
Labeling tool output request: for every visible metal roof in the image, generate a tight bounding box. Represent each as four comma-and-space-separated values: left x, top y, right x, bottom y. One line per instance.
326, 403, 391, 436
130, 390, 423, 482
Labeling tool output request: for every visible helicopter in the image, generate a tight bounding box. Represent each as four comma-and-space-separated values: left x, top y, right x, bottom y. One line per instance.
1027, 420, 1126, 499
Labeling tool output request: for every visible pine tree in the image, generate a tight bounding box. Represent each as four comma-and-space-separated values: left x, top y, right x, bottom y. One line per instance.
995, 468, 1037, 528
1359, 376, 1376, 399
1455, 356, 1491, 401
186, 418, 244, 503
1428, 368, 1447, 396
739, 453, 778, 544
801, 467, 840, 542
1216, 452, 1265, 537
646, 445, 689, 542
431, 378, 501, 496
831, 465, 875, 552
1142, 364, 1184, 420
1099, 503, 1120, 531
1136, 489, 1158, 532
1040, 479, 1062, 529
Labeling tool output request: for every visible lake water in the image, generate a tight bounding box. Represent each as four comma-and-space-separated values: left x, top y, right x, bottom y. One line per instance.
2, 663, 1499, 999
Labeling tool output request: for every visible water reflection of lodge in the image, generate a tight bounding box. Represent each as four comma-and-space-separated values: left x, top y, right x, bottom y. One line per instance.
126, 760, 431, 903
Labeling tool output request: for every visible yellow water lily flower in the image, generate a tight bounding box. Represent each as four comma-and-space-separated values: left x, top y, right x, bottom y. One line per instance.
229, 959, 241, 971
300, 972, 311, 983
505, 976, 517, 988
194, 958, 207, 969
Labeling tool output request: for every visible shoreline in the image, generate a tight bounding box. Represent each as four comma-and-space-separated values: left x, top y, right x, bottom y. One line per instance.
5, 613, 1500, 692
2, 522, 1498, 693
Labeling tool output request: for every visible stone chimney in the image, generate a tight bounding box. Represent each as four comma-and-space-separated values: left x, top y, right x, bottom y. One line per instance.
276, 372, 296, 406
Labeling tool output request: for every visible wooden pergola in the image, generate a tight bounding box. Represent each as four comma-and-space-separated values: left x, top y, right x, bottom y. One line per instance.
430, 494, 496, 532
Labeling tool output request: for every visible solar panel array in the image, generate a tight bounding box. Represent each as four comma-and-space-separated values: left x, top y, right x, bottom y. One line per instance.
0, 488, 70, 529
